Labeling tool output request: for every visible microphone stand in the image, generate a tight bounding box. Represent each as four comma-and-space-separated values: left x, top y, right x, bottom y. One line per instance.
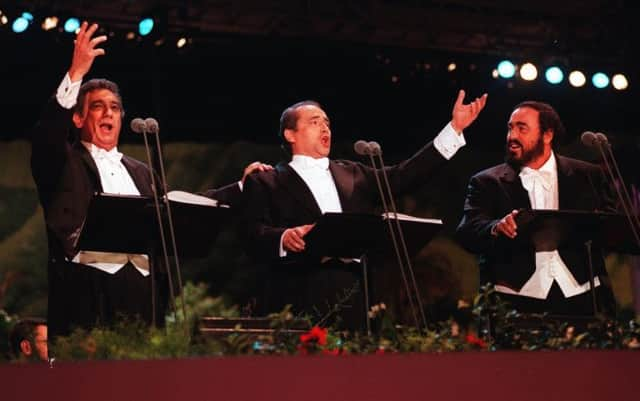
144, 118, 188, 329
369, 142, 428, 331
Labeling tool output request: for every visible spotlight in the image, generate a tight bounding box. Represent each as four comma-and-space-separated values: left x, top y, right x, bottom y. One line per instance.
497, 60, 515, 79
491, 69, 499, 79
447, 62, 457, 72
138, 17, 154, 36
0, 10, 8, 26
126, 31, 136, 40
519, 62, 538, 81
592, 72, 609, 89
12, 12, 33, 33
568, 71, 586, 87
64, 17, 80, 33
42, 16, 59, 31
544, 66, 564, 84
177, 37, 188, 48
611, 74, 628, 90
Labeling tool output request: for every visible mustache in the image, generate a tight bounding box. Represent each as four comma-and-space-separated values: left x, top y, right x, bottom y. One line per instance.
507, 140, 522, 148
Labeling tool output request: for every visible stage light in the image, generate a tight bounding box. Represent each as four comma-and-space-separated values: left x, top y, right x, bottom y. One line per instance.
519, 62, 538, 81
497, 60, 515, 78
568, 70, 586, 87
491, 69, 499, 79
0, 10, 8, 26
64, 17, 80, 33
177, 37, 187, 48
138, 17, 154, 36
12, 12, 33, 33
447, 62, 457, 72
544, 66, 564, 84
126, 31, 136, 40
592, 72, 609, 89
611, 74, 628, 90
42, 16, 59, 31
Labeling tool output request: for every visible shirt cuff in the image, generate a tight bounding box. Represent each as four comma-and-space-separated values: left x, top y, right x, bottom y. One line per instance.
433, 122, 466, 160
279, 231, 287, 257
237, 180, 243, 192
56, 73, 82, 110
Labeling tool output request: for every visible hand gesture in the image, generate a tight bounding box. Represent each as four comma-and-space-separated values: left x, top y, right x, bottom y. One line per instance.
492, 209, 519, 239
282, 224, 315, 253
451, 90, 488, 133
68, 22, 107, 82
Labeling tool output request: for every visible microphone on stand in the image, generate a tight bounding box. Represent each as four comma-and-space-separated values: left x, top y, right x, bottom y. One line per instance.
353, 139, 426, 331
367, 140, 427, 331
131, 117, 187, 328
581, 131, 640, 248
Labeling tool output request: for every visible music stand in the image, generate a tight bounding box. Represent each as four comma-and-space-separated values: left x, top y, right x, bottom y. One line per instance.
302, 212, 444, 331
77, 193, 232, 258
515, 209, 640, 317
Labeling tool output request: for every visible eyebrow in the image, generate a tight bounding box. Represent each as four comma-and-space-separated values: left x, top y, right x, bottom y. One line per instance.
309, 115, 330, 124
508, 121, 528, 129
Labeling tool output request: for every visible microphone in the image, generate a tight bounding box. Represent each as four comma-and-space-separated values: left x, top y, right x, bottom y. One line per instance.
354, 140, 370, 155
130, 118, 147, 134
581, 131, 597, 147
594, 132, 608, 145
144, 118, 160, 134
368, 141, 382, 156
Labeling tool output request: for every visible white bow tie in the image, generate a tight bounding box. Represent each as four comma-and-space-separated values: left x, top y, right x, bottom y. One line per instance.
519, 167, 552, 192
304, 157, 330, 170
91, 147, 123, 164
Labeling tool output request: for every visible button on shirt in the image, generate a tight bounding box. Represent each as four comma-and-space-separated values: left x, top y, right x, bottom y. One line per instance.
56, 73, 150, 276
278, 122, 465, 256
494, 152, 599, 299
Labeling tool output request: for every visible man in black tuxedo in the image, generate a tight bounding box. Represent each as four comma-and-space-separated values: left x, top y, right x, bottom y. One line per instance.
31, 22, 258, 339
243, 93, 487, 328
456, 101, 617, 316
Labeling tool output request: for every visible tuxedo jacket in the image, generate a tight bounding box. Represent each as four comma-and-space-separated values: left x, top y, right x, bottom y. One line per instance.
243, 141, 449, 261
455, 155, 616, 291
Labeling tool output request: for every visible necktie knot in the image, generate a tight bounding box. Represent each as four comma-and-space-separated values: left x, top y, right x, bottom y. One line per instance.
92, 146, 123, 164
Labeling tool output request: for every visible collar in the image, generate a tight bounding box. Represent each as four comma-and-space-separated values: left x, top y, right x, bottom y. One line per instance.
290, 154, 330, 171
519, 152, 557, 191
81, 141, 123, 164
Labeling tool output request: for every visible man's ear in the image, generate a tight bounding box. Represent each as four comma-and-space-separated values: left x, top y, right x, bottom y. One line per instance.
72, 112, 84, 129
543, 130, 554, 145
19, 339, 32, 356
283, 128, 295, 145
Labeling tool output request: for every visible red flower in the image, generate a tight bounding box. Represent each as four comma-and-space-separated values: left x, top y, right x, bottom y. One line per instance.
465, 333, 487, 348
300, 326, 328, 346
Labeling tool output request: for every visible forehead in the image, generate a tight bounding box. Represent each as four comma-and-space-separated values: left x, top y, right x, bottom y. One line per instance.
86, 88, 121, 104
34, 325, 47, 338
509, 107, 539, 125
296, 105, 327, 120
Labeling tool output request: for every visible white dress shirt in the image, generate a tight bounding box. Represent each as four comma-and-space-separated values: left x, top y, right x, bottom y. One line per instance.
278, 122, 465, 256
56, 73, 150, 276
494, 152, 600, 299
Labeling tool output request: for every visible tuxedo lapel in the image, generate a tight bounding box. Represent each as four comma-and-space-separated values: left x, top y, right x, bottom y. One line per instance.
121, 156, 153, 196
73, 141, 102, 193
276, 163, 322, 217
329, 161, 355, 212
499, 164, 531, 209
556, 155, 576, 209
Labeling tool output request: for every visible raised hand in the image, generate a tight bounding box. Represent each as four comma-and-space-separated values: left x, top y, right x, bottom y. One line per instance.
451, 90, 488, 133
492, 209, 519, 239
68, 22, 107, 82
242, 161, 274, 184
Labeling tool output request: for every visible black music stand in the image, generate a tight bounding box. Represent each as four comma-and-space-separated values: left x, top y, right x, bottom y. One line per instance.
515, 209, 640, 318
77, 192, 232, 258
302, 212, 444, 331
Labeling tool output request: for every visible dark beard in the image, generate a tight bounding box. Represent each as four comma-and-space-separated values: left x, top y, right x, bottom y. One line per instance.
505, 135, 545, 168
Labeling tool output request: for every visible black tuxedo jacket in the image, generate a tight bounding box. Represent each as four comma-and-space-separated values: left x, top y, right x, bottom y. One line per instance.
455, 155, 616, 291
242, 141, 450, 320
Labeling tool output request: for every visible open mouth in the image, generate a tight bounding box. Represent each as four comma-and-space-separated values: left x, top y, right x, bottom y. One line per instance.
507, 141, 522, 152
99, 123, 114, 133
320, 135, 330, 147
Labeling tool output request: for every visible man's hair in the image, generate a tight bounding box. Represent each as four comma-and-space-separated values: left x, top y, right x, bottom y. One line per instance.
8, 317, 46, 358
74, 78, 125, 117
513, 101, 566, 147
278, 100, 322, 154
